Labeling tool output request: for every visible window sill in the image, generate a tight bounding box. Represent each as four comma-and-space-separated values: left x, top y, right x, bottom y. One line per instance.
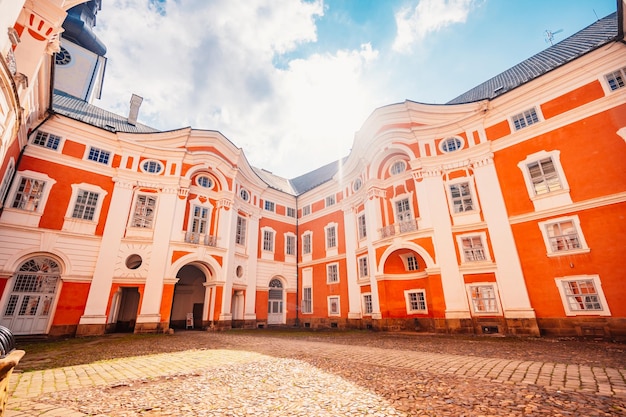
546, 248, 590, 258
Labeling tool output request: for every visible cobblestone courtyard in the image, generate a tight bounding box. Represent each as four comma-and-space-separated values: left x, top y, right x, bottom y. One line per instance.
6, 330, 626, 416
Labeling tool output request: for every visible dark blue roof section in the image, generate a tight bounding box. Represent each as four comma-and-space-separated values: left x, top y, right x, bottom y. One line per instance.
447, 12, 618, 104
290, 157, 347, 195
52, 90, 159, 133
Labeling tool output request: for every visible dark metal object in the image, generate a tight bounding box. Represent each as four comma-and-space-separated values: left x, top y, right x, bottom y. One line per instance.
0, 326, 16, 358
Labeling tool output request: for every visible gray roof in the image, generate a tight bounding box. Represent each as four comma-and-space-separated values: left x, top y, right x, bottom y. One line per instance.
52, 90, 160, 133
447, 12, 618, 104
252, 167, 296, 194
290, 158, 346, 195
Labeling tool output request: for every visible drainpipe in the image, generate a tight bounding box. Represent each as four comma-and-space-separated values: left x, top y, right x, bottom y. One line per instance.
294, 194, 300, 327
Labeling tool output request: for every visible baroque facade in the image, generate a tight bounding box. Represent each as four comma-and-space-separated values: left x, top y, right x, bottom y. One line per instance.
0, 1, 625, 338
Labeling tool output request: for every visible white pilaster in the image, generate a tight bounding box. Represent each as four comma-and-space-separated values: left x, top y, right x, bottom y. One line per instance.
244, 210, 260, 320
343, 206, 361, 318
472, 155, 534, 315
79, 178, 135, 324
414, 169, 470, 317
364, 191, 383, 319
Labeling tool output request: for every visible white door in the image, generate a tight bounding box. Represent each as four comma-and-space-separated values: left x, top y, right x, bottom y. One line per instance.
1, 257, 60, 335
267, 279, 284, 325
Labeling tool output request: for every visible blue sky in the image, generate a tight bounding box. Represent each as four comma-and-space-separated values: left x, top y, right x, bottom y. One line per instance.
94, 0, 617, 178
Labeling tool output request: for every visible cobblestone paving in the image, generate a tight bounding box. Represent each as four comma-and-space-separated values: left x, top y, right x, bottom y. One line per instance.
5, 331, 626, 416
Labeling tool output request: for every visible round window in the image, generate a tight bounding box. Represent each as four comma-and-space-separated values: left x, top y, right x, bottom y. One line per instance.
125, 254, 143, 270
240, 188, 249, 201
197, 175, 214, 189
55, 47, 72, 65
353, 178, 362, 192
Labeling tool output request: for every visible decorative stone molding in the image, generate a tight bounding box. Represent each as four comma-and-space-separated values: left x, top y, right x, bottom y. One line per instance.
471, 153, 495, 168
218, 198, 232, 209
113, 177, 137, 189
366, 187, 385, 200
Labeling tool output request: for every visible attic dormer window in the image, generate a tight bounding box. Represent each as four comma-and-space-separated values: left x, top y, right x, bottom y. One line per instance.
197, 175, 214, 189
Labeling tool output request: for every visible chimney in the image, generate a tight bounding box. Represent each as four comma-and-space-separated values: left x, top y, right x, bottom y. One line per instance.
127, 94, 143, 126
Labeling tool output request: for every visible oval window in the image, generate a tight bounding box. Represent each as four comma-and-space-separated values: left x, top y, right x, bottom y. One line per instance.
125, 254, 143, 270
390, 161, 406, 176
197, 175, 214, 189
142, 160, 163, 174
353, 178, 362, 192
441, 137, 463, 153
240, 188, 249, 201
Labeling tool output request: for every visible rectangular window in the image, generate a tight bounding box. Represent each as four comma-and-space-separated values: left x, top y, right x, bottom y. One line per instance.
235, 216, 246, 245
461, 236, 486, 262
0, 161, 15, 205
527, 157, 562, 195
406, 290, 427, 313
326, 226, 337, 248
328, 296, 340, 316
302, 287, 312, 313
545, 220, 581, 252
358, 256, 369, 278
406, 255, 419, 271
362, 293, 373, 315
287, 207, 296, 218
302, 205, 311, 216
302, 233, 311, 255
395, 198, 412, 222
469, 285, 498, 313
605, 68, 626, 91
326, 263, 339, 283
132, 195, 157, 228
72, 190, 99, 221
12, 177, 45, 212
87, 147, 111, 165
512, 107, 539, 130
357, 214, 367, 240
450, 182, 473, 213
562, 280, 602, 311
263, 230, 274, 252
264, 200, 275, 212
286, 235, 295, 256
32, 131, 61, 150
191, 205, 208, 234
325, 195, 336, 207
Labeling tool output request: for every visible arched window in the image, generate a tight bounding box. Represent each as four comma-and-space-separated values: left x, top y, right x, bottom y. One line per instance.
390, 160, 406, 176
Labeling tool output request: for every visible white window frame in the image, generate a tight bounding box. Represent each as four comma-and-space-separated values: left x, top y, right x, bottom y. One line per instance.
239, 188, 249, 201
604, 67, 626, 92
511, 107, 541, 131
287, 207, 296, 218
447, 180, 476, 214
518, 150, 572, 211
327, 296, 340, 317
390, 160, 406, 176
31, 130, 61, 151
357, 213, 367, 240
325, 194, 336, 207
326, 262, 339, 284
264, 200, 275, 212
456, 232, 491, 263
261, 227, 275, 253
466, 283, 501, 315
392, 195, 413, 223
62, 183, 107, 234
141, 159, 164, 174
358, 256, 369, 279
235, 215, 247, 246
400, 253, 420, 271
325, 223, 338, 250
196, 175, 214, 189
301, 268, 313, 314
7, 170, 55, 214
538, 215, 589, 257
86, 146, 112, 166
440, 136, 464, 153
302, 204, 311, 216
404, 289, 428, 314
352, 178, 362, 192
0, 158, 15, 207
555, 275, 610, 316
302, 231, 312, 253
130, 193, 158, 229
189, 204, 210, 234
285, 233, 296, 256
362, 293, 373, 315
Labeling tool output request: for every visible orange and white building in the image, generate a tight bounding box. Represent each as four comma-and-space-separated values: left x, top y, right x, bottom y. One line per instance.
0, 1, 624, 339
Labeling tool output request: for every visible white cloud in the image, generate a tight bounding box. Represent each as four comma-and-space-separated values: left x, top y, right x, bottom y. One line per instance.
393, 0, 475, 53
93, 0, 383, 178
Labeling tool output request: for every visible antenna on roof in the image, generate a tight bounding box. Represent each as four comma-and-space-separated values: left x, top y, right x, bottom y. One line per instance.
544, 29, 563, 46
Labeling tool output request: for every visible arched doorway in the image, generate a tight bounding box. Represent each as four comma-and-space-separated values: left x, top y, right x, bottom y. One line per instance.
267, 278, 284, 325
170, 264, 207, 329
1, 256, 61, 335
